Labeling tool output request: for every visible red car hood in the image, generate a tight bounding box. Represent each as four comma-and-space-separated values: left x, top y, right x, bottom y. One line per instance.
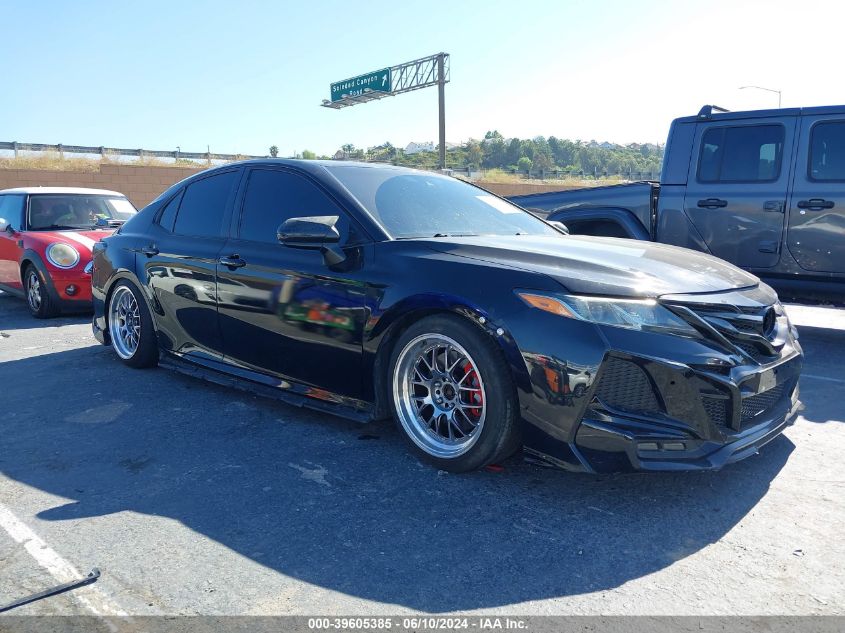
28, 229, 114, 255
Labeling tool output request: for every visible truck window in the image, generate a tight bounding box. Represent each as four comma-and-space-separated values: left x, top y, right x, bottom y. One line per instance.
809, 121, 845, 181
698, 125, 784, 183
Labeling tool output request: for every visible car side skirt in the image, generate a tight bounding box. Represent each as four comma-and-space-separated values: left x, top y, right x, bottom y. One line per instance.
160, 351, 375, 423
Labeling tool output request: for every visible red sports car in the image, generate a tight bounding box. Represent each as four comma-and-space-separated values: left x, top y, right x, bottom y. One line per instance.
0, 187, 137, 317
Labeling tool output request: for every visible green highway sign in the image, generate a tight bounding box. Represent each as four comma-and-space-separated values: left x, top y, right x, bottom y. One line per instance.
330, 68, 392, 102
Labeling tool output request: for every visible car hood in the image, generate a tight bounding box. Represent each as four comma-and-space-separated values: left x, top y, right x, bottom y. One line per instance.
26, 229, 113, 255
422, 234, 760, 297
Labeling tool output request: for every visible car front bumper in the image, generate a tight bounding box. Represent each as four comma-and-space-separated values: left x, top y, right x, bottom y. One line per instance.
572, 354, 802, 472
510, 303, 804, 474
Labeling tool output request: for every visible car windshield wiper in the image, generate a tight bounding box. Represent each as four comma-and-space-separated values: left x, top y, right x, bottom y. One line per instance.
36, 225, 86, 231
431, 232, 478, 238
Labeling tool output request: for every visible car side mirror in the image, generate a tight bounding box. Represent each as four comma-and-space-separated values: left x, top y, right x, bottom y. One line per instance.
277, 215, 341, 246
549, 220, 570, 235
277, 215, 346, 266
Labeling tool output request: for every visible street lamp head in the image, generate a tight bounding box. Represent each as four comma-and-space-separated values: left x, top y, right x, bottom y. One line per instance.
738, 85, 782, 108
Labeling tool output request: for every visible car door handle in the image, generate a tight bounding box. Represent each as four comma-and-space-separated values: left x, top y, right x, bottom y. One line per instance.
763, 200, 784, 213
697, 198, 728, 208
141, 245, 159, 257
796, 198, 834, 210
218, 255, 246, 268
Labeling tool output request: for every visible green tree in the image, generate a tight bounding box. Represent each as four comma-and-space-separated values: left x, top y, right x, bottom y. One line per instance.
269, 145, 278, 158
505, 138, 521, 166
301, 149, 316, 160
517, 156, 533, 173
466, 142, 483, 169
533, 151, 553, 173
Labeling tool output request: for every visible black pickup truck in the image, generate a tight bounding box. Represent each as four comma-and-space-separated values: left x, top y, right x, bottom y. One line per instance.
508, 105, 845, 299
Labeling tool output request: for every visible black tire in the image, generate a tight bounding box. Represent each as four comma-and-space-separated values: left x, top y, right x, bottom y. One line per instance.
107, 280, 159, 369
388, 314, 521, 473
24, 264, 59, 319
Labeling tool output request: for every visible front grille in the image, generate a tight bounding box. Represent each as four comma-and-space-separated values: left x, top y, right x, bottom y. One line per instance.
701, 395, 729, 427
666, 300, 781, 365
741, 383, 786, 425
595, 357, 661, 416
735, 341, 778, 364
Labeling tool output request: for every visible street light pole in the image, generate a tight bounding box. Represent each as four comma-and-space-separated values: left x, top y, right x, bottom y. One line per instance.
739, 85, 782, 108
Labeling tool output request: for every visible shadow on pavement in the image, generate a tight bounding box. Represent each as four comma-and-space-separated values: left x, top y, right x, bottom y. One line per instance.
0, 343, 797, 611
791, 324, 845, 424
0, 292, 89, 333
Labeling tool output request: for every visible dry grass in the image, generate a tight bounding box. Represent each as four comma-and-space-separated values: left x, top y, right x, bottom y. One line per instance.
0, 152, 103, 172
0, 152, 225, 172
474, 168, 627, 187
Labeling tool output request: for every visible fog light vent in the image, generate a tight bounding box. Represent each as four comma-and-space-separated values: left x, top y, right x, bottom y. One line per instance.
65, 284, 78, 296
595, 357, 661, 415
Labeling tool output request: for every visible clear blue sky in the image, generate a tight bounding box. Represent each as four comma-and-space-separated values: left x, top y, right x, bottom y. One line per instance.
2, 0, 841, 156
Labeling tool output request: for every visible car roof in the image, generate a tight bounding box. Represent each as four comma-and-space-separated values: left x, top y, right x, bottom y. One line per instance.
0, 186, 127, 196
674, 104, 845, 124
211, 158, 433, 176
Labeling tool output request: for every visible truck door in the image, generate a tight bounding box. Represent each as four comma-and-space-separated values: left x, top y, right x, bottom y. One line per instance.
786, 115, 845, 273
683, 117, 796, 269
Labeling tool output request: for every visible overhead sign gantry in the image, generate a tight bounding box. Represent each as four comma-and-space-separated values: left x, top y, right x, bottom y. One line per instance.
322, 53, 451, 169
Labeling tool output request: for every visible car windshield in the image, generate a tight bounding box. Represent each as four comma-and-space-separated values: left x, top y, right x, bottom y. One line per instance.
326, 165, 559, 239
27, 194, 137, 231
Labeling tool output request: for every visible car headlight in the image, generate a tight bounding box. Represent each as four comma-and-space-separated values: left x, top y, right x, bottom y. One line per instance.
517, 291, 701, 338
46, 243, 80, 269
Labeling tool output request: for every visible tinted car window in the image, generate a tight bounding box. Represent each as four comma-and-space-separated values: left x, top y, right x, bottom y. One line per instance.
0, 194, 25, 229
173, 171, 239, 237
809, 121, 845, 181
327, 166, 559, 239
698, 125, 784, 183
158, 190, 184, 232
239, 169, 344, 243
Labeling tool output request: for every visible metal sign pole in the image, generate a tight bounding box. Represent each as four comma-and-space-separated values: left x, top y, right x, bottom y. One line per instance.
438, 53, 446, 170
323, 53, 451, 169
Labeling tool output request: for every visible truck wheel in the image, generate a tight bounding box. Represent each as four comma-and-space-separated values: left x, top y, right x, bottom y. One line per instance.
389, 314, 521, 472
107, 281, 158, 368
24, 265, 59, 318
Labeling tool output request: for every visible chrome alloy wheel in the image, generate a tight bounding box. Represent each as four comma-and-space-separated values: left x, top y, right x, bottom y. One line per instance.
26, 270, 42, 312
109, 286, 141, 359
393, 334, 487, 458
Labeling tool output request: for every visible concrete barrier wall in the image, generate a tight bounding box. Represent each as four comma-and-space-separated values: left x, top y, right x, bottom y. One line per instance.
0, 164, 205, 209
0, 165, 578, 209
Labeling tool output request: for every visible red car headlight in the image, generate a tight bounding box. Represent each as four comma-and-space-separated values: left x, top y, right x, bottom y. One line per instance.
46, 243, 80, 269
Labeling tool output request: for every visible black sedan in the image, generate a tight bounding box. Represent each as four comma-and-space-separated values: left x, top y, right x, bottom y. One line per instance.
91, 160, 803, 473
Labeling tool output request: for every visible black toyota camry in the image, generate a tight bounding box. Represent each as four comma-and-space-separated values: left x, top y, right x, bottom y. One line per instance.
91, 160, 803, 473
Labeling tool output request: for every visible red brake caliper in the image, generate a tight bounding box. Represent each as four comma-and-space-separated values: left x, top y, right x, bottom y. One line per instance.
462, 362, 483, 420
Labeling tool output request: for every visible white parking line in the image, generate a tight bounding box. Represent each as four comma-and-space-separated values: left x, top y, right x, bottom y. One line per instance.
801, 373, 845, 384
0, 502, 127, 617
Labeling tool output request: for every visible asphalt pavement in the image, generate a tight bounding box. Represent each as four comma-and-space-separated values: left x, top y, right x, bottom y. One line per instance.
0, 289, 843, 617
